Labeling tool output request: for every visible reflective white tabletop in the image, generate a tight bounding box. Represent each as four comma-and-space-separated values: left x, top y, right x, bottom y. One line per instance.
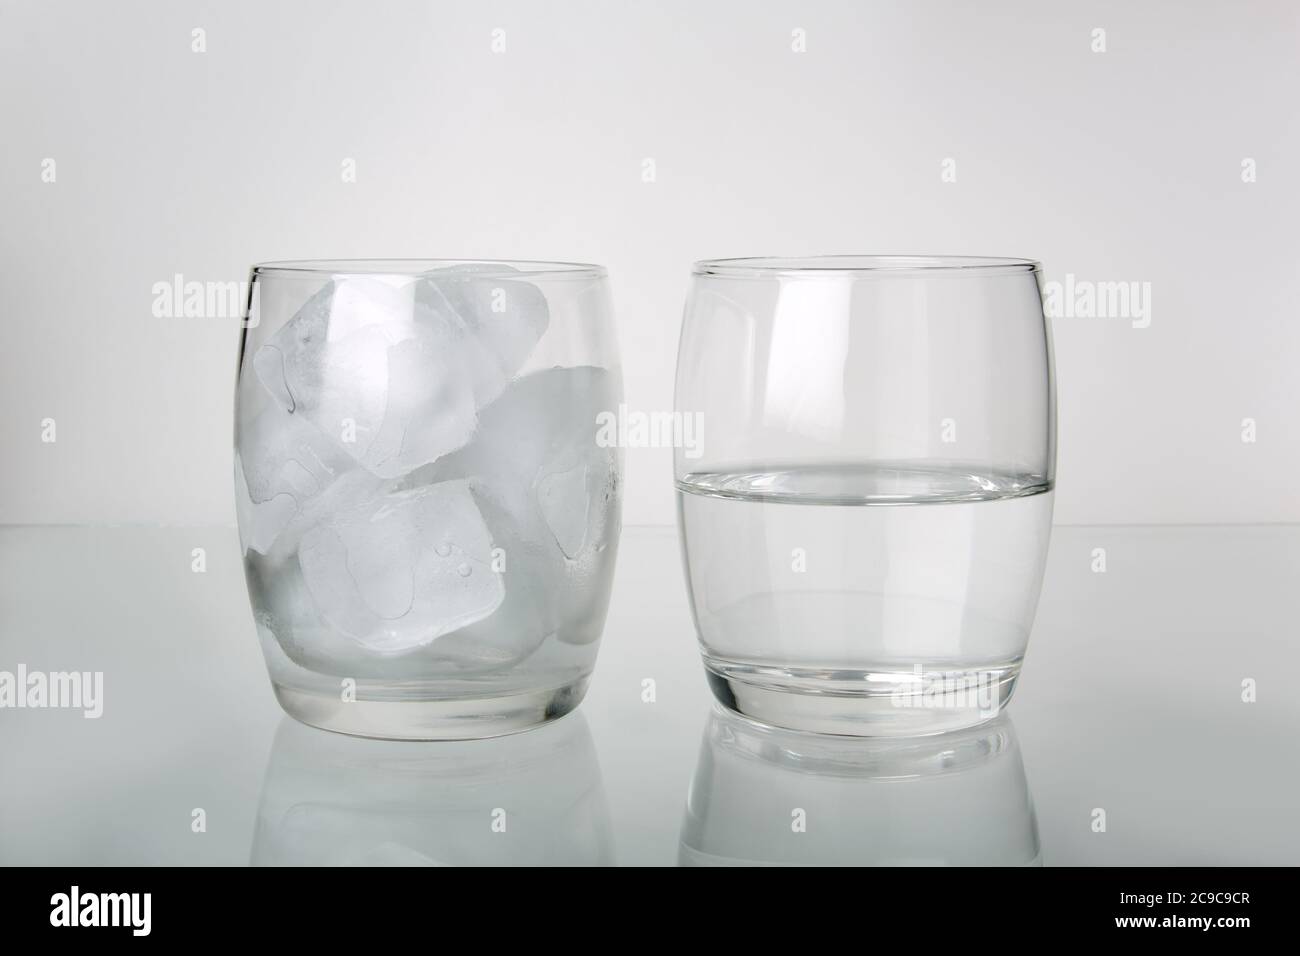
1, 524, 1296, 865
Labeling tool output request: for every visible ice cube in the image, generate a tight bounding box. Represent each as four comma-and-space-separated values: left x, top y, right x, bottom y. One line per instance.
252, 271, 549, 481
234, 454, 298, 555
238, 403, 349, 502
253, 277, 468, 478
245, 549, 375, 675
417, 366, 620, 656
426, 367, 617, 536
259, 466, 390, 565
364, 332, 481, 477
538, 458, 611, 560
297, 478, 505, 653
415, 267, 550, 386
469, 366, 618, 564
235, 404, 355, 555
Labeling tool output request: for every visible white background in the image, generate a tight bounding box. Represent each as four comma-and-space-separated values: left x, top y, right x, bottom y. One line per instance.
1, 0, 1296, 528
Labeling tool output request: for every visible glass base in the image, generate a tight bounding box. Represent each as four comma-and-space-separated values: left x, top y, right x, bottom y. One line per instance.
702, 656, 1020, 737
273, 677, 590, 741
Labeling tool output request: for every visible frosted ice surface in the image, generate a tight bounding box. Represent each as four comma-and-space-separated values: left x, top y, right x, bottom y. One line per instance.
235, 405, 354, 555
416, 267, 550, 387
428, 366, 618, 562
235, 456, 298, 555
297, 478, 505, 653
415, 366, 619, 658
256, 467, 389, 565
538, 460, 601, 559
251, 271, 549, 479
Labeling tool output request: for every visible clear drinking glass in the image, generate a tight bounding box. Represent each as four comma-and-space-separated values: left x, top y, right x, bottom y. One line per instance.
235, 260, 621, 739
674, 256, 1055, 736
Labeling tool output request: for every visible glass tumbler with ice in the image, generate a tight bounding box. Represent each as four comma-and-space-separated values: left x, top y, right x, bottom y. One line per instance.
235, 260, 622, 739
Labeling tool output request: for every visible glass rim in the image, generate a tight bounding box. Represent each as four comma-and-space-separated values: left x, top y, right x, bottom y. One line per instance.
251, 258, 607, 280
692, 255, 1042, 278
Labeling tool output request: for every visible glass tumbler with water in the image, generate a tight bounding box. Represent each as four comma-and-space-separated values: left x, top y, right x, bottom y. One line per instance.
674, 256, 1055, 735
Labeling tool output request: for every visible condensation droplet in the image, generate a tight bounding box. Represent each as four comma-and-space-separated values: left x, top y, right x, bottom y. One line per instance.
457, 563, 472, 577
